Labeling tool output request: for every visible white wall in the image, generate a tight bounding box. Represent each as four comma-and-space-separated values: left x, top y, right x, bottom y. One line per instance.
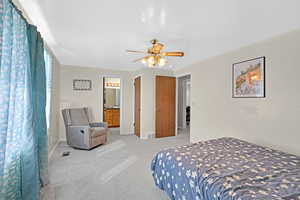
48, 55, 61, 156
59, 65, 134, 140
175, 29, 300, 155
137, 68, 174, 139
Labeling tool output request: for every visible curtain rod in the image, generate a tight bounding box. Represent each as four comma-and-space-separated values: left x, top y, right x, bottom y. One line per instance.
7, 0, 57, 58
8, 0, 44, 39
8, 0, 30, 24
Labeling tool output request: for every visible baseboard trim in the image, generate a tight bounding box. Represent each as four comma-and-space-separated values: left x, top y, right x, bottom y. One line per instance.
49, 138, 67, 160
120, 132, 134, 136
139, 132, 155, 140
140, 135, 148, 140
147, 132, 155, 139
48, 141, 59, 161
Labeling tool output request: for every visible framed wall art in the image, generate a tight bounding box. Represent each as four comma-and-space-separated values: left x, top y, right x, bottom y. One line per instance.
73, 79, 92, 91
233, 56, 265, 98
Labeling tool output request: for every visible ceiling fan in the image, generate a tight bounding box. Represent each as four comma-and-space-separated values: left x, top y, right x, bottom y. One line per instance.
126, 39, 184, 67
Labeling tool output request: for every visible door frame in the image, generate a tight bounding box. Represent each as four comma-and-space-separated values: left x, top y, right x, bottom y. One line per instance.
133, 76, 142, 137
176, 73, 192, 136
101, 75, 123, 131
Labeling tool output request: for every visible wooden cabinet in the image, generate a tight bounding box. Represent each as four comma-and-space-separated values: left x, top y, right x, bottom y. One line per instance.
104, 108, 120, 128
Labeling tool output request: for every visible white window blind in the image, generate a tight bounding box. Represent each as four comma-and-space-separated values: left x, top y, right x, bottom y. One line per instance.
44, 48, 53, 130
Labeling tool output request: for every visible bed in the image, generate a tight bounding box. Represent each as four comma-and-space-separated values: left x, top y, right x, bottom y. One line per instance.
151, 137, 300, 200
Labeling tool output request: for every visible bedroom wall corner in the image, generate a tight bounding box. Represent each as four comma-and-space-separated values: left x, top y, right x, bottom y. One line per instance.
58, 65, 134, 141
175, 29, 300, 156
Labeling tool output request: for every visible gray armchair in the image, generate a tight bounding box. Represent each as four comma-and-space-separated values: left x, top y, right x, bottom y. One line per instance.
62, 108, 108, 150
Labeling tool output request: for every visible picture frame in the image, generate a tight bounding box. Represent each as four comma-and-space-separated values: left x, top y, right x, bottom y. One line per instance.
232, 56, 265, 98
73, 79, 92, 91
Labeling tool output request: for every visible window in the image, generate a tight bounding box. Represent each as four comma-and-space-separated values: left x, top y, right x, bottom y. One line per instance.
44, 48, 53, 130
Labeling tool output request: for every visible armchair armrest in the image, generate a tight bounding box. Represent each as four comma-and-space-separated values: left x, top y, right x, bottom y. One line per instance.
89, 122, 108, 128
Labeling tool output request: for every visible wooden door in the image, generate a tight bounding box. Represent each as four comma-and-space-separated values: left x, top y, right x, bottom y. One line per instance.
134, 77, 141, 137
156, 76, 176, 138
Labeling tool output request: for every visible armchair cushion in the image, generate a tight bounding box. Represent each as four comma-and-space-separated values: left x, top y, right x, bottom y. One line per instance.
89, 122, 108, 128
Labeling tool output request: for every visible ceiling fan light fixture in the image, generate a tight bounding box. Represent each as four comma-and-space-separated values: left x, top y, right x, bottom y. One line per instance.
127, 39, 184, 68
158, 58, 167, 66
141, 58, 147, 64
148, 56, 155, 64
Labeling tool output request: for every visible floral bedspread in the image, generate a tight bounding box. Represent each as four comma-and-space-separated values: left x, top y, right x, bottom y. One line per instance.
151, 137, 300, 200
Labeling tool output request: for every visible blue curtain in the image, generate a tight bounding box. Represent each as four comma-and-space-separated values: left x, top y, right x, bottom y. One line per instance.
0, 0, 48, 199
27, 24, 49, 190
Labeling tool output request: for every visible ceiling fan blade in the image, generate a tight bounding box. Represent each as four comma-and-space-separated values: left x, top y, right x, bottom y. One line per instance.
133, 57, 147, 62
162, 52, 184, 57
126, 50, 147, 54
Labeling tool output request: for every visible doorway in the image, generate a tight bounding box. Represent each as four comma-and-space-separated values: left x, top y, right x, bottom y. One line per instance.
177, 75, 191, 135
103, 77, 121, 128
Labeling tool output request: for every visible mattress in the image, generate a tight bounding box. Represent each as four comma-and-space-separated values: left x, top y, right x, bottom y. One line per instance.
151, 137, 300, 200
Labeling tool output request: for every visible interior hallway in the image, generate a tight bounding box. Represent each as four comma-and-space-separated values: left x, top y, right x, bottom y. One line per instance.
44, 129, 190, 200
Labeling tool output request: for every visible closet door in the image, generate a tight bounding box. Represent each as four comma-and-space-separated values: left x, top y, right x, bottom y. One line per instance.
156, 76, 176, 138
134, 77, 141, 137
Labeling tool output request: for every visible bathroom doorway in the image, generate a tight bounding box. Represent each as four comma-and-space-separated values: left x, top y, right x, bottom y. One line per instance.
103, 77, 121, 128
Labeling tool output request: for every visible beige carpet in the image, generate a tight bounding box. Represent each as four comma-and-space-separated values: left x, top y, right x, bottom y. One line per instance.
44, 129, 190, 200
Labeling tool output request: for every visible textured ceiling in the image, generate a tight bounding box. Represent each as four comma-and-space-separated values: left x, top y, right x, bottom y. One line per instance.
18, 0, 300, 71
